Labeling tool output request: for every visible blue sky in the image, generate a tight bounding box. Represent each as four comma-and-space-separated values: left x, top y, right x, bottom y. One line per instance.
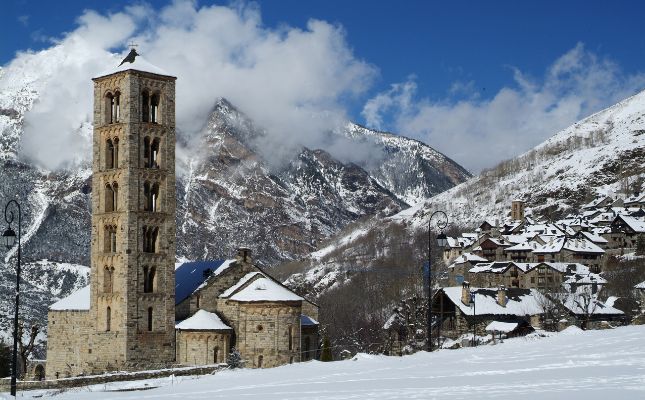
3, 0, 645, 171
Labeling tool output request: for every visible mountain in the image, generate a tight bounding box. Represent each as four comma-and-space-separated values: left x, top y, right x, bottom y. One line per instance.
284, 89, 645, 296
0, 56, 468, 338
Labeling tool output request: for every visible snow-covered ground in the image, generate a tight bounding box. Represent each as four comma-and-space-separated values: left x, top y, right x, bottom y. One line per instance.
10, 325, 645, 399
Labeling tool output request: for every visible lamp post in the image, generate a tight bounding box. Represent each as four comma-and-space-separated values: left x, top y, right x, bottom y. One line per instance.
427, 210, 448, 352
3, 200, 21, 397
469, 289, 476, 347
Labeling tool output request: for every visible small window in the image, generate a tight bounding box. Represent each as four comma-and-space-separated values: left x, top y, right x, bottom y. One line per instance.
147, 307, 153, 331
288, 325, 293, 350
257, 325, 263, 332
106, 307, 112, 331
213, 347, 219, 363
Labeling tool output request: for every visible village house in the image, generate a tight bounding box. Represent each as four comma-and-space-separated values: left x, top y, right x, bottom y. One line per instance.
531, 237, 605, 273
607, 214, 645, 250
431, 283, 550, 343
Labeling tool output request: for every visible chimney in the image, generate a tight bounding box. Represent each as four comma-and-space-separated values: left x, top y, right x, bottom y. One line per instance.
497, 285, 507, 307
461, 281, 471, 305
236, 247, 252, 264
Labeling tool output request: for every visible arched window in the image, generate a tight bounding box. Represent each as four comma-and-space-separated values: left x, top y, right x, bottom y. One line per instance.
213, 347, 219, 363
143, 137, 160, 168
150, 93, 160, 123
142, 226, 158, 253
113, 138, 119, 168
144, 182, 151, 211
257, 355, 263, 368
141, 91, 150, 122
104, 225, 117, 253
34, 365, 45, 381
147, 307, 153, 331
104, 266, 114, 293
151, 138, 160, 168
113, 91, 121, 122
105, 184, 114, 212
106, 307, 112, 331
112, 182, 118, 211
106, 139, 114, 169
151, 183, 160, 212
143, 266, 156, 293
105, 93, 114, 124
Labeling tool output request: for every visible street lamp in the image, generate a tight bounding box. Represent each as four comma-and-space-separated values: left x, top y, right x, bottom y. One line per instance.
469, 289, 476, 347
3, 200, 21, 397
427, 210, 448, 352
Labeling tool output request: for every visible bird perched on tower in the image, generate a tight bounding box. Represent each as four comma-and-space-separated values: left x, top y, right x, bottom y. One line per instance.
118, 48, 139, 66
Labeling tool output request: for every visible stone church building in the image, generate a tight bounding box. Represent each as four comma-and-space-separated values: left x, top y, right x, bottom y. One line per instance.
45, 55, 318, 379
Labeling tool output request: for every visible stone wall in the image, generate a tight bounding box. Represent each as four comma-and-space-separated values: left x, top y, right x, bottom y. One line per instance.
176, 330, 231, 366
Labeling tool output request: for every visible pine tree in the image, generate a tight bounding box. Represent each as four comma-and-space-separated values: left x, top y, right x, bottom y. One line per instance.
226, 347, 244, 369
320, 336, 333, 362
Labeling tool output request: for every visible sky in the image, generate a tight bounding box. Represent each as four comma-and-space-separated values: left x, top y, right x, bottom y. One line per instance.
2, 0, 645, 172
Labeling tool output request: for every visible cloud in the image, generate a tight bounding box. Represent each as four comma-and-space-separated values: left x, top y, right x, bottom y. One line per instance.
7, 0, 375, 170
18, 15, 29, 27
361, 43, 645, 172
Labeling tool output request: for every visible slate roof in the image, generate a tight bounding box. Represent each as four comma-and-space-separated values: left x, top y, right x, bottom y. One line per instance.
175, 260, 235, 305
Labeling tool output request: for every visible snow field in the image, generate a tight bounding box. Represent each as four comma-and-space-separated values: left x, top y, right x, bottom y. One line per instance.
13, 325, 645, 400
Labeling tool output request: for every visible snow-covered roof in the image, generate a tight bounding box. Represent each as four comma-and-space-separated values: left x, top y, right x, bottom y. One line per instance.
220, 272, 263, 298
485, 321, 519, 333
561, 294, 624, 316
577, 231, 608, 244
226, 276, 304, 302
49, 285, 90, 311
96, 54, 173, 79
301, 315, 319, 326
533, 237, 604, 254
175, 259, 236, 305
442, 287, 549, 316
469, 262, 513, 274
614, 215, 645, 233
634, 281, 645, 290
451, 253, 488, 264
504, 241, 539, 252
175, 309, 232, 331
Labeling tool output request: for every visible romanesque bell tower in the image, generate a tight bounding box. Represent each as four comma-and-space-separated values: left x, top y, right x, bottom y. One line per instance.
88, 56, 177, 371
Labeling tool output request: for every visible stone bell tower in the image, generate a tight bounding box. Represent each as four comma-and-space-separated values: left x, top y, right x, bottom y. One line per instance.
88, 56, 177, 371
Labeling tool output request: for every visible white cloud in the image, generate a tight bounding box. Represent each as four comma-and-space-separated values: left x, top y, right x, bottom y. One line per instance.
362, 43, 645, 172
9, 0, 376, 170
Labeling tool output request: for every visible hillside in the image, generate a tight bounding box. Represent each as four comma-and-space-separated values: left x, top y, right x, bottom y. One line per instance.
283, 89, 645, 297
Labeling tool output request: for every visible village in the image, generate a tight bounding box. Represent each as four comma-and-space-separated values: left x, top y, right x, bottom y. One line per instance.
384, 195, 645, 354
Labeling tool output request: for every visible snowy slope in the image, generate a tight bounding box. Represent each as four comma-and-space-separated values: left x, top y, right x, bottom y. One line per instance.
15, 325, 645, 399
283, 89, 645, 296
413, 89, 645, 228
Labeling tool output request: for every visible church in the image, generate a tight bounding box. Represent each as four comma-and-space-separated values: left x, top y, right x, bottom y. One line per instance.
44, 52, 319, 379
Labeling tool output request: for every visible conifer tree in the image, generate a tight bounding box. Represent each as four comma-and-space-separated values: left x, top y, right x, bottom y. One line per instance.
320, 336, 333, 362
227, 347, 244, 369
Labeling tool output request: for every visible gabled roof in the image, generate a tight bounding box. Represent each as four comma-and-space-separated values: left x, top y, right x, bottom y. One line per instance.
301, 315, 319, 326
533, 237, 604, 254
175, 309, 232, 331
451, 253, 488, 264
612, 215, 645, 233
220, 272, 304, 302
561, 294, 624, 316
441, 287, 549, 316
49, 285, 90, 311
175, 260, 236, 305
